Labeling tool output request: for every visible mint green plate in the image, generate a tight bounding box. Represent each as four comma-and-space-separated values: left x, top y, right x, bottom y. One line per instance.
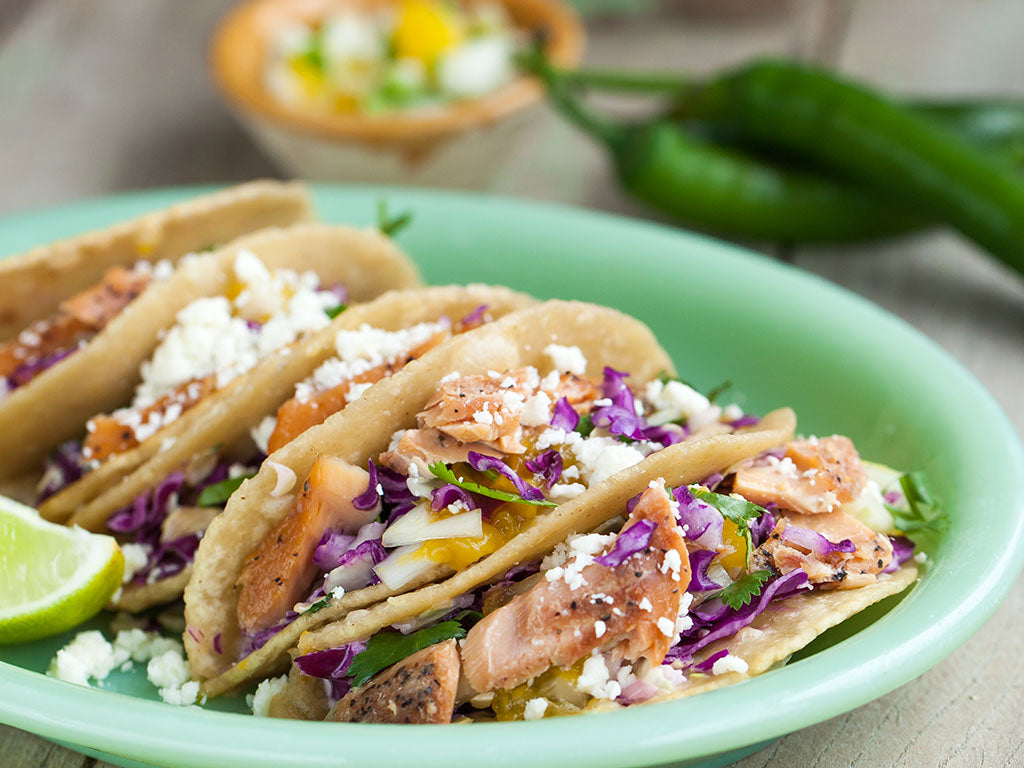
1, 185, 1022, 768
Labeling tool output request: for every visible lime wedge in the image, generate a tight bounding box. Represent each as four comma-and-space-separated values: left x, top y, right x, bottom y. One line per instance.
0, 495, 124, 644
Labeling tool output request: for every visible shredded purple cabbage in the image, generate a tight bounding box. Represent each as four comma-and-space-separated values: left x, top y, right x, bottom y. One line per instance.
590, 367, 681, 445
665, 569, 809, 664
431, 483, 478, 511
617, 679, 660, 705
467, 452, 546, 502
672, 486, 723, 550
550, 397, 580, 432
883, 489, 904, 505
6, 346, 77, 390
749, 510, 777, 548
320, 522, 387, 591
595, 519, 658, 567
313, 530, 357, 571
458, 304, 487, 327
625, 491, 643, 514
213, 633, 223, 654
328, 283, 349, 306
37, 441, 85, 502
352, 460, 384, 512
780, 525, 855, 555
525, 450, 563, 489
688, 549, 723, 591
108, 472, 185, 536
884, 535, 915, 573
701, 472, 724, 490
692, 649, 730, 672
729, 415, 760, 429
294, 641, 367, 679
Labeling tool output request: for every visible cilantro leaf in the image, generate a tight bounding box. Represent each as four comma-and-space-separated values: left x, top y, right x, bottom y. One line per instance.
691, 487, 766, 531
690, 486, 768, 567
886, 471, 946, 552
347, 620, 467, 688
376, 199, 413, 238
706, 379, 733, 404
325, 303, 347, 319
709, 570, 772, 610
427, 462, 557, 507
304, 595, 331, 615
197, 475, 252, 507
575, 413, 595, 437
294, 24, 325, 71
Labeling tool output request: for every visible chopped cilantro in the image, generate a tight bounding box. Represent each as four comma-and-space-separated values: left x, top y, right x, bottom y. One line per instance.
706, 380, 733, 404
293, 24, 325, 72
887, 472, 946, 551
575, 413, 595, 437
690, 486, 768, 566
376, 199, 413, 238
197, 475, 252, 507
708, 570, 772, 610
304, 595, 331, 615
428, 462, 557, 507
347, 620, 468, 688
325, 303, 347, 319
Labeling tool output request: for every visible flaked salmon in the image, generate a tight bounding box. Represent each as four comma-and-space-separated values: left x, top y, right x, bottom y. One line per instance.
419, 370, 534, 453
236, 456, 375, 633
378, 428, 503, 478
0, 266, 151, 378
732, 436, 867, 516
325, 639, 460, 724
752, 509, 893, 589
460, 481, 689, 693
267, 329, 450, 453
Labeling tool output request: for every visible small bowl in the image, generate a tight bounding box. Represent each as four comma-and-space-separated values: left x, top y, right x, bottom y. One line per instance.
210, 0, 584, 187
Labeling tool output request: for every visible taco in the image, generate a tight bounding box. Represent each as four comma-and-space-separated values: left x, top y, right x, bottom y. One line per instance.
60, 285, 535, 613
24, 222, 419, 523
260, 434, 921, 723
0, 181, 313, 481
183, 299, 794, 696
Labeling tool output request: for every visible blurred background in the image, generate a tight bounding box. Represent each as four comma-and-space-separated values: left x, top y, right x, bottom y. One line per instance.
0, 1, 1022, 767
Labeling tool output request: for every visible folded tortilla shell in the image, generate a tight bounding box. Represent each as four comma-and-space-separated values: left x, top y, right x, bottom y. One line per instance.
32, 223, 421, 516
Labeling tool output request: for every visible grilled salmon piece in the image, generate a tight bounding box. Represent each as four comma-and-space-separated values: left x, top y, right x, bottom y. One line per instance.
732, 436, 867, 516
378, 428, 503, 478
268, 329, 450, 453
752, 509, 894, 589
325, 639, 460, 724
236, 456, 375, 633
83, 375, 217, 462
0, 266, 152, 378
460, 481, 689, 693
419, 370, 536, 454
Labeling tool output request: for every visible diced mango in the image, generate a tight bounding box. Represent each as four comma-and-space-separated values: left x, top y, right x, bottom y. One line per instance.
392, 0, 461, 65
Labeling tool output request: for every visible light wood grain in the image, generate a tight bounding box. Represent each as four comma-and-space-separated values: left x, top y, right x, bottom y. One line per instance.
0, 1, 1021, 767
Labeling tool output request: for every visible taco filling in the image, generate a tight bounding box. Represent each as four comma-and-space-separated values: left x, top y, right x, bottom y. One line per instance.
93, 304, 499, 598
232, 344, 757, 658
0, 261, 170, 399
269, 434, 926, 723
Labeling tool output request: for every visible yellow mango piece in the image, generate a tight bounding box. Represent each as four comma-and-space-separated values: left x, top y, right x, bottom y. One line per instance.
392, 0, 462, 65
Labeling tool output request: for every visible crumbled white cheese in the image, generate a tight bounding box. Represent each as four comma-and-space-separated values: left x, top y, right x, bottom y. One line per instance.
722, 403, 744, 422
113, 629, 182, 663
914, 551, 928, 564
132, 252, 334, 413
571, 436, 646, 486
439, 371, 461, 384
296, 320, 447, 403
347, 381, 374, 401
660, 549, 683, 582
576, 652, 620, 700
249, 674, 288, 717
548, 482, 586, 502
48, 631, 120, 686
540, 532, 615, 591
147, 649, 198, 706
594, 620, 607, 638
250, 415, 277, 454
656, 617, 675, 637
121, 542, 152, 584
821, 490, 839, 512
520, 391, 552, 427
644, 379, 713, 426
405, 462, 436, 499
523, 697, 549, 721
638, 597, 653, 612
543, 344, 587, 375
711, 653, 749, 676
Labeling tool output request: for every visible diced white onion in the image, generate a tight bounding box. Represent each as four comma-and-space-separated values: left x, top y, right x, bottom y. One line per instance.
381, 504, 482, 548
373, 545, 437, 591
266, 461, 296, 497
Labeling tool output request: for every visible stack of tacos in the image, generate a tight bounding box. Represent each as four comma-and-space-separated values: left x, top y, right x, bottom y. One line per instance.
7, 184, 929, 723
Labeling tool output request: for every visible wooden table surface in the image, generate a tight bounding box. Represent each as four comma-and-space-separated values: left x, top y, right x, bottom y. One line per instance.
1, 1, 1021, 766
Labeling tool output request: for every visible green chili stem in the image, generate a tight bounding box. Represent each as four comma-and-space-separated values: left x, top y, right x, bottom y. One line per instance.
558, 68, 691, 94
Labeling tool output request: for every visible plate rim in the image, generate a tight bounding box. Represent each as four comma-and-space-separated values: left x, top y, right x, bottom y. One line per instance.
1, 183, 1021, 768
